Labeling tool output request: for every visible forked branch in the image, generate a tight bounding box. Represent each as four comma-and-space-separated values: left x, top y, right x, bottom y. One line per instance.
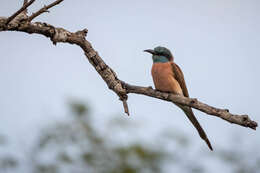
5, 0, 35, 25
0, 1, 257, 130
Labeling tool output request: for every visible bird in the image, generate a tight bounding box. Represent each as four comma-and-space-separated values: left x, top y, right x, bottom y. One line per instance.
144, 46, 213, 150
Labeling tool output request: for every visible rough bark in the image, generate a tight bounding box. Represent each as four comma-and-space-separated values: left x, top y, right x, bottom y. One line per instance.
0, 1, 257, 130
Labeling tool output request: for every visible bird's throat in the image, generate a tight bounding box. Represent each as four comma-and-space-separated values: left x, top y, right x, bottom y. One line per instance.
152, 55, 169, 63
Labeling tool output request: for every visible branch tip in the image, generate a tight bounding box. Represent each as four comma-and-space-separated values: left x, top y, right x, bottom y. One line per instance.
75, 29, 88, 37
27, 0, 64, 22
123, 99, 130, 116
119, 95, 129, 116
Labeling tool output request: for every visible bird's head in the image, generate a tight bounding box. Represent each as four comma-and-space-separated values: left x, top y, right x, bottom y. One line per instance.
144, 46, 174, 63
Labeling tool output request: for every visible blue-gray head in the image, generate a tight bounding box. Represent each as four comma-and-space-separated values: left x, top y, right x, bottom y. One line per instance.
144, 46, 174, 63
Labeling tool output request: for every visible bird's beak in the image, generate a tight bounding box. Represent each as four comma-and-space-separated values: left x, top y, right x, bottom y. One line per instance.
144, 49, 155, 55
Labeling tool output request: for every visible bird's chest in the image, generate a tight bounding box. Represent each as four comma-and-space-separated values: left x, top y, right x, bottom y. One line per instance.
151, 62, 182, 94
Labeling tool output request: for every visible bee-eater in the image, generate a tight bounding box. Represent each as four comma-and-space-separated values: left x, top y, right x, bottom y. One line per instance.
144, 46, 213, 150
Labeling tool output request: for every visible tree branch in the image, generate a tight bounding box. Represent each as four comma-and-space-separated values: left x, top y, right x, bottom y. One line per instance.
121, 82, 257, 130
0, 1, 257, 130
24, 0, 28, 6
5, 0, 35, 25
27, 0, 64, 22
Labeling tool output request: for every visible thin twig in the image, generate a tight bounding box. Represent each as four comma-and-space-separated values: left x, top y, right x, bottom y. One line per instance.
120, 96, 129, 116
5, 0, 35, 25
23, 0, 29, 13
23, 0, 28, 5
27, 0, 64, 22
123, 100, 129, 116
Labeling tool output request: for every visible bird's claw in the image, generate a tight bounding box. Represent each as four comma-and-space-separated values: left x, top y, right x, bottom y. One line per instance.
148, 86, 153, 90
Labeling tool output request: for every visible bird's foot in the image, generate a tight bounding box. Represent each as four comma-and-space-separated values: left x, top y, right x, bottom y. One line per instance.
148, 86, 153, 90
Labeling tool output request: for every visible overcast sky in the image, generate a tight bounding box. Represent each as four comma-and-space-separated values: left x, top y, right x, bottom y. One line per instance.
0, 0, 259, 171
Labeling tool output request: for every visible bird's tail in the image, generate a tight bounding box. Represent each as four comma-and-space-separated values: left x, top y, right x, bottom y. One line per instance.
176, 104, 213, 151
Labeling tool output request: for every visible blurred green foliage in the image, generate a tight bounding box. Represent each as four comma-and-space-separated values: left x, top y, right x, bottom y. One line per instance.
0, 100, 259, 173
31, 101, 167, 173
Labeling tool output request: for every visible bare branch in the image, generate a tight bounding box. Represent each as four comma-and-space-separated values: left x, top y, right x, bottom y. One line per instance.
23, 0, 28, 13
23, 0, 28, 5
0, 3, 257, 130
27, 0, 64, 22
120, 95, 130, 116
121, 82, 258, 130
123, 100, 130, 115
5, 0, 35, 25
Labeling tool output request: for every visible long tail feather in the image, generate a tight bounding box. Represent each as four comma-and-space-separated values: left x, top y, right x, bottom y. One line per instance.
176, 104, 213, 151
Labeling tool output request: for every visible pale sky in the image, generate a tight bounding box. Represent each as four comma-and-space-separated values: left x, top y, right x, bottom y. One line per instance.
0, 0, 259, 172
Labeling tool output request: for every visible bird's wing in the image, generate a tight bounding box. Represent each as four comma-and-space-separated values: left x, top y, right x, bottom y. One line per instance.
171, 62, 213, 150
171, 62, 189, 97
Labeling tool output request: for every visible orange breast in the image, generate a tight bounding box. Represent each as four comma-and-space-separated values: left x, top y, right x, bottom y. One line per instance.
151, 62, 183, 95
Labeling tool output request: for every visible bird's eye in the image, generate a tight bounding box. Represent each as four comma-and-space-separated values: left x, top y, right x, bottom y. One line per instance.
160, 52, 168, 57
